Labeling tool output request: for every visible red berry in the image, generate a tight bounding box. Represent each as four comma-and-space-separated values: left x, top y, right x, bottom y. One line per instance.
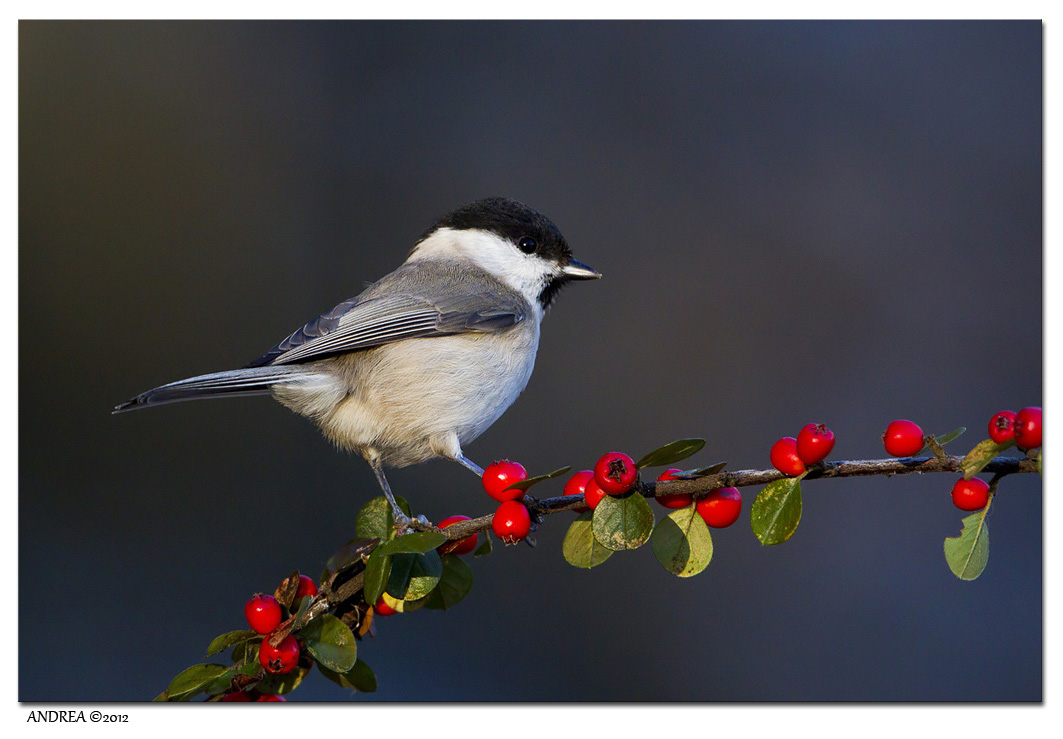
374, 596, 397, 617
565, 470, 605, 510
220, 691, 253, 702
583, 477, 607, 510
593, 452, 638, 495
438, 515, 478, 555
492, 500, 531, 543
244, 594, 283, 635
987, 410, 1017, 445
883, 419, 924, 457
259, 634, 300, 675
295, 575, 318, 599
655, 468, 693, 508
951, 477, 990, 511
1013, 406, 1042, 450
695, 487, 742, 528
770, 437, 806, 476
796, 423, 835, 465
564, 470, 594, 498
482, 460, 528, 502
256, 693, 286, 702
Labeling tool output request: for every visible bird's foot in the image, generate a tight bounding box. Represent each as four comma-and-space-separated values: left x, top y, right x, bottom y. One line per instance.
391, 509, 431, 535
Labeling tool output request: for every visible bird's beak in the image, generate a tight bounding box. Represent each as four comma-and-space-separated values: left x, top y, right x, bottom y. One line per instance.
561, 257, 602, 280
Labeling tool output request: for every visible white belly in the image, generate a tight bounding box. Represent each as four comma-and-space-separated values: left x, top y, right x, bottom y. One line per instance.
273, 322, 539, 467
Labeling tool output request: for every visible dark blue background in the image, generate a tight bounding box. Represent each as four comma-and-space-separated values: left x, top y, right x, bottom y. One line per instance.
19, 20, 1041, 701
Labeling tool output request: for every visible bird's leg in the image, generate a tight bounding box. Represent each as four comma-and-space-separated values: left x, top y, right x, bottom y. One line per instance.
452, 451, 551, 516
366, 452, 413, 533
455, 454, 484, 477
455, 451, 543, 517
431, 434, 484, 479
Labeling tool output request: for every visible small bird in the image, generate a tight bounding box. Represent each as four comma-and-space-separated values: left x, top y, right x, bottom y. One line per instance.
114, 197, 600, 525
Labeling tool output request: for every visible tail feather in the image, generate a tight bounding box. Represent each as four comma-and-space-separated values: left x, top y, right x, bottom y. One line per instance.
112, 366, 314, 413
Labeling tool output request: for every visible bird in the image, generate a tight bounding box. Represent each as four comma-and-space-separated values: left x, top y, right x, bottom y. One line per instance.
114, 197, 601, 527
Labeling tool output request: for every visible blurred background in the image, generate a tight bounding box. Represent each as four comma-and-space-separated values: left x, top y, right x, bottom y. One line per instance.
19, 21, 1041, 701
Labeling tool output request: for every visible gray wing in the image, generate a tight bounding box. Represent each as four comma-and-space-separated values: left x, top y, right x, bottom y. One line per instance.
245, 264, 527, 368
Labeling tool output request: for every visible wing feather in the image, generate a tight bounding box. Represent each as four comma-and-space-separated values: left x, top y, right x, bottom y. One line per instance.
244, 268, 527, 368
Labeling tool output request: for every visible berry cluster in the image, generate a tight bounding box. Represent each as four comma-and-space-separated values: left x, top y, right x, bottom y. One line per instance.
770, 422, 836, 476
243, 577, 319, 679
765, 414, 1043, 514
987, 406, 1042, 451
481, 460, 533, 543
564, 451, 742, 529
879, 409, 1041, 512
211, 573, 323, 701
945, 406, 1041, 513
561, 451, 639, 511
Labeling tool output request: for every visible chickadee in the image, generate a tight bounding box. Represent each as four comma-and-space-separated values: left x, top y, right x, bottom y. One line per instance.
114, 197, 600, 523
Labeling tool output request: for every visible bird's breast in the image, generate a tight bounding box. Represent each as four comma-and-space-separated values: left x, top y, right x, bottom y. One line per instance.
288, 321, 540, 465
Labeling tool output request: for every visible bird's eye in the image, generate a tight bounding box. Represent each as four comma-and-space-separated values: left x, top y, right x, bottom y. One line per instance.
517, 236, 537, 254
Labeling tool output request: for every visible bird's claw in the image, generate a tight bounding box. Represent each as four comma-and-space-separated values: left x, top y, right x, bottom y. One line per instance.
391, 511, 431, 535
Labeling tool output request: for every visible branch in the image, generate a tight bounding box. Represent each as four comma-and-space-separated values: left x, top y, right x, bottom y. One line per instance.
167, 446, 1039, 700
423, 454, 1038, 541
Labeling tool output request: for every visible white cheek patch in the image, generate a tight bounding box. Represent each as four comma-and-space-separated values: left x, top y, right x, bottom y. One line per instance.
407, 227, 551, 317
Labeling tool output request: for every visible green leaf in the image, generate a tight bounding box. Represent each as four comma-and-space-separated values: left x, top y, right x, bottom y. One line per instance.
1036, 449, 1042, 475
423, 554, 475, 609
299, 613, 358, 673
347, 659, 377, 692
204, 660, 259, 696
961, 438, 1015, 479
205, 630, 257, 658
591, 493, 655, 551
166, 664, 230, 700
933, 426, 966, 447
386, 551, 443, 600
750, 477, 803, 545
355, 495, 410, 541
291, 593, 313, 627
203, 667, 238, 696
636, 438, 707, 469
356, 496, 393, 541
670, 461, 728, 478
363, 549, 392, 604
375, 531, 447, 556
562, 512, 613, 568
318, 658, 377, 692
944, 509, 991, 580
384, 555, 411, 598
234, 661, 261, 678
650, 505, 714, 577
231, 638, 261, 664
256, 664, 310, 695
504, 466, 572, 492
473, 530, 493, 557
